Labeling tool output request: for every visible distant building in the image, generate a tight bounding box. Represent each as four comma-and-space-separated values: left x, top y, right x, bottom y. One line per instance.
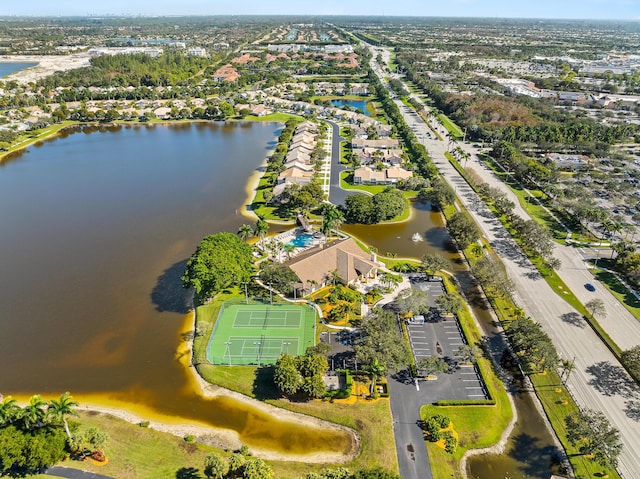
188, 47, 207, 57
544, 153, 589, 170
213, 65, 239, 82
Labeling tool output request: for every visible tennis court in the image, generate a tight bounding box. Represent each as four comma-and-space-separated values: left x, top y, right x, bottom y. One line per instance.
206, 302, 316, 366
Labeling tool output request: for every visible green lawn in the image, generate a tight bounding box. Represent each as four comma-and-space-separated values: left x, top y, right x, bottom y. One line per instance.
242, 112, 304, 122
193, 296, 400, 475
531, 372, 621, 479
437, 114, 463, 139
595, 269, 640, 323
339, 171, 416, 198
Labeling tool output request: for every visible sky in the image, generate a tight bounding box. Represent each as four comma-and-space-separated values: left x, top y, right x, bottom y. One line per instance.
7, 0, 640, 20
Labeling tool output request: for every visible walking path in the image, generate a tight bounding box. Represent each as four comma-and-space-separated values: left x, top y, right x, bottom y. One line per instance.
45, 466, 114, 479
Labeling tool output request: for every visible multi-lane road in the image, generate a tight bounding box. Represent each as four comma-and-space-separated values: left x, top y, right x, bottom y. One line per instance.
365, 47, 640, 477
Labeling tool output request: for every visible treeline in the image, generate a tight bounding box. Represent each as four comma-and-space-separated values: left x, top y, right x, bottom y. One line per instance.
0, 393, 107, 476
395, 52, 638, 154
38, 51, 212, 89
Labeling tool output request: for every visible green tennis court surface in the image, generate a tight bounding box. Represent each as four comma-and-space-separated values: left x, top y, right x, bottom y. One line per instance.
207, 302, 316, 365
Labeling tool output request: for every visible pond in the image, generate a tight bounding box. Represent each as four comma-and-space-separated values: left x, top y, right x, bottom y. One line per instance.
330, 99, 370, 116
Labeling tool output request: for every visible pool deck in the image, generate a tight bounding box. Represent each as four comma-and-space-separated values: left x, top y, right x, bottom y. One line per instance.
268, 228, 324, 261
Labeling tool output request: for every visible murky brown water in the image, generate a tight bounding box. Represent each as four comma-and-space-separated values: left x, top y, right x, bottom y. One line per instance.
0, 123, 351, 456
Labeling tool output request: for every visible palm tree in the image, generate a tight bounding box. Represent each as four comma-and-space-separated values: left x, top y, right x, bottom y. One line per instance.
0, 396, 21, 427
254, 218, 269, 247
21, 395, 48, 430
238, 224, 253, 243
319, 203, 345, 242
283, 242, 296, 261
48, 391, 79, 440
326, 269, 342, 286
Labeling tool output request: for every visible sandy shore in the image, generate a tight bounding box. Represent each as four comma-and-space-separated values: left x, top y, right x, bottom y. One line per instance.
76, 310, 359, 464
1, 54, 91, 84
79, 372, 359, 464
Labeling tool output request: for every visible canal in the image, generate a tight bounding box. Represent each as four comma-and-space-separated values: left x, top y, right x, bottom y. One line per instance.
343, 201, 563, 479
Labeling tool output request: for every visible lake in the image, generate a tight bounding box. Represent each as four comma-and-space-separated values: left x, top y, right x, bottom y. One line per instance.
0, 121, 559, 474
0, 122, 352, 456
0, 61, 37, 77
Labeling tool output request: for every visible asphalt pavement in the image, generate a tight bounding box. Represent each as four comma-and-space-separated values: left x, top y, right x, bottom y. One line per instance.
45, 466, 114, 479
390, 93, 640, 478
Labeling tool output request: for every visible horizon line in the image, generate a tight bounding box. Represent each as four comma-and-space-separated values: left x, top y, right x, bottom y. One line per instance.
0, 14, 639, 22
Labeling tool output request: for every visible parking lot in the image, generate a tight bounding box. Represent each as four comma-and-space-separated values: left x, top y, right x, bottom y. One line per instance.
406, 276, 488, 401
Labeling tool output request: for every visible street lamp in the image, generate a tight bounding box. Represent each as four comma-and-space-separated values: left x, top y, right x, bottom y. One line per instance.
224, 341, 232, 367
253, 341, 262, 366
242, 281, 249, 304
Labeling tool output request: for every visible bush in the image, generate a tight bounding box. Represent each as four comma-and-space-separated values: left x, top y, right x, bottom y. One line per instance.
184, 435, 195, 442
432, 414, 451, 428
442, 431, 457, 454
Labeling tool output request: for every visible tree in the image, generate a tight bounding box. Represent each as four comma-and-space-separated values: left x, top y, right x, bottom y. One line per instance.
47, 392, 78, 440
435, 293, 464, 316
0, 397, 20, 427
182, 232, 254, 300
621, 345, 640, 379
21, 395, 48, 431
204, 453, 229, 479
237, 224, 253, 243
343, 194, 376, 224
254, 218, 269, 246
355, 309, 411, 374
426, 177, 456, 210
320, 202, 345, 240
559, 358, 576, 383
260, 261, 299, 295
585, 298, 606, 319
421, 253, 450, 277
228, 452, 246, 472
368, 357, 386, 396
242, 458, 274, 479
447, 212, 480, 250
508, 317, 558, 373
395, 288, 430, 317
565, 409, 622, 468
273, 353, 303, 396
416, 356, 448, 376
0, 425, 67, 475
456, 344, 481, 364
373, 188, 407, 221
84, 427, 109, 458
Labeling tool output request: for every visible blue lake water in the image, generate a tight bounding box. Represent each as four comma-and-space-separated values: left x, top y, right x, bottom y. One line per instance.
330, 99, 370, 116
0, 62, 37, 77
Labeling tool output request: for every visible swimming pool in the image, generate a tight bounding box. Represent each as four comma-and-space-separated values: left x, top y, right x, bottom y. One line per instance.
287, 234, 314, 248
